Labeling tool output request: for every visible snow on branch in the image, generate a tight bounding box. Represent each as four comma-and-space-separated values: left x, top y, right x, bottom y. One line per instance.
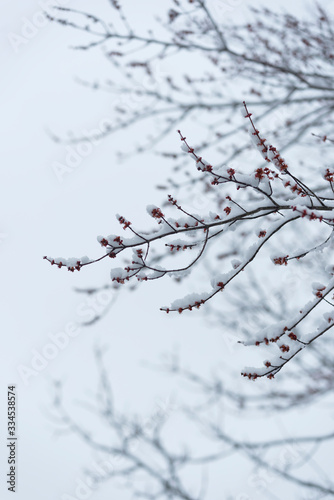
45, 104, 334, 379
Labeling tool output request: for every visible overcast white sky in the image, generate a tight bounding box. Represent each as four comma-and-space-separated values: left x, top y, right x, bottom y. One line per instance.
1, 1, 334, 499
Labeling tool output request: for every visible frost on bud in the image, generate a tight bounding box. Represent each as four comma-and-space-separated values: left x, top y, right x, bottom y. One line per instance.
147, 205, 164, 221
312, 282, 326, 298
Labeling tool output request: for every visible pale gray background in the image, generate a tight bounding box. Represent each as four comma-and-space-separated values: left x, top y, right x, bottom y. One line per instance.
1, 1, 334, 499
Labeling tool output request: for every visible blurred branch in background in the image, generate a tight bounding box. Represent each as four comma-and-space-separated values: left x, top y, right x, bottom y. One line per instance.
50, 348, 334, 499
46, 1, 334, 176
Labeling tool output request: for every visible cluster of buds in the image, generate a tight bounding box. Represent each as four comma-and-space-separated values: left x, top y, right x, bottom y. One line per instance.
43, 257, 83, 272
113, 236, 123, 245
174, 220, 204, 228
266, 144, 288, 172
245, 325, 304, 379
67, 263, 82, 272
323, 168, 334, 182
279, 177, 308, 198
273, 255, 289, 265
291, 206, 324, 222
111, 268, 137, 284
243, 103, 313, 200
151, 207, 164, 221
254, 167, 275, 180
124, 266, 135, 273
112, 276, 129, 284
118, 216, 131, 229
243, 102, 288, 172
241, 372, 259, 380
166, 299, 206, 314
178, 130, 213, 173
254, 327, 290, 346
43, 256, 91, 272
314, 285, 326, 298
227, 168, 235, 178
98, 236, 120, 257
167, 244, 193, 251
167, 195, 178, 206
99, 238, 109, 247
286, 182, 306, 196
